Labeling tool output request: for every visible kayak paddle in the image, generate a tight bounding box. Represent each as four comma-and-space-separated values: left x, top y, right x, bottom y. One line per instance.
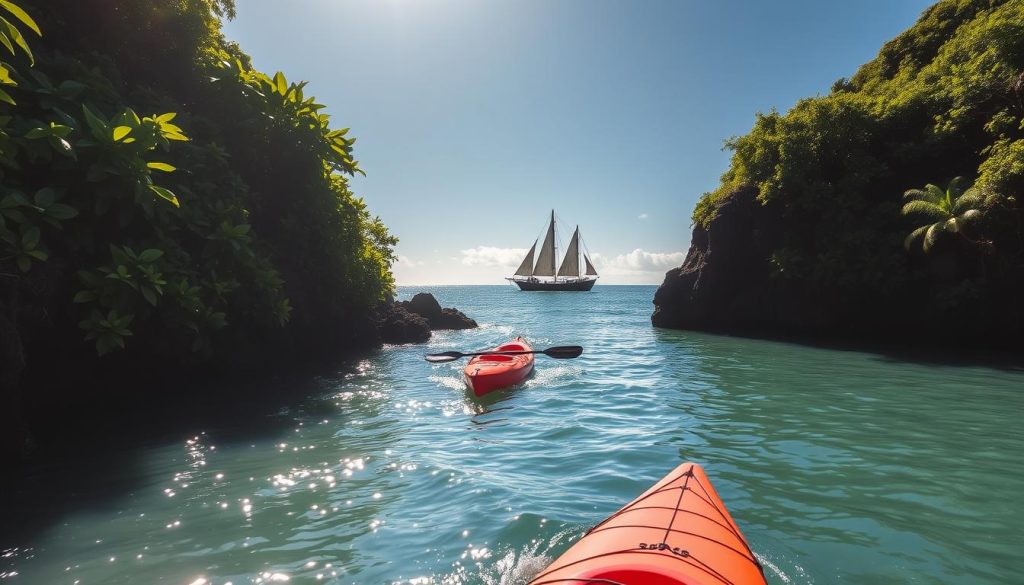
424, 345, 583, 363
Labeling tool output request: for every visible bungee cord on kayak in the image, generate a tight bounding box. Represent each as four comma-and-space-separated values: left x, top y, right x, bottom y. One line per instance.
586, 466, 763, 570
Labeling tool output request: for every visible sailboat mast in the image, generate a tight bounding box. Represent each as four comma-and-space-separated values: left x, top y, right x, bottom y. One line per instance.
552, 210, 557, 283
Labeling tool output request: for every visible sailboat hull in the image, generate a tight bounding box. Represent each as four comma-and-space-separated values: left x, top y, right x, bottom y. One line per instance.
511, 278, 597, 291
508, 211, 599, 289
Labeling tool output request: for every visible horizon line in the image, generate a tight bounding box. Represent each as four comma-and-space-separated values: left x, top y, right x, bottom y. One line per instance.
395, 283, 660, 287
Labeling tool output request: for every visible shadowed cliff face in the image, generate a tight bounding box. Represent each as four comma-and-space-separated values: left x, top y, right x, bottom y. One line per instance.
653, 1, 1024, 348
652, 187, 785, 332
651, 186, 1022, 347
651, 187, 863, 338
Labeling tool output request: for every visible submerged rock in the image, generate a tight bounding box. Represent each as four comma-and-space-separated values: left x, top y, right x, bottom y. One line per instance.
400, 293, 478, 330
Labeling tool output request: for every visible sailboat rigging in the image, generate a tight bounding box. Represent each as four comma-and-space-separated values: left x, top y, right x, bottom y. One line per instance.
506, 210, 598, 291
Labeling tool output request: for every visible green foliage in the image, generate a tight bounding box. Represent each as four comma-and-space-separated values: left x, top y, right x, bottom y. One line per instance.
78, 309, 133, 356
902, 177, 988, 251
0, 0, 40, 105
214, 62, 363, 177
0, 0, 396, 363
692, 0, 1024, 315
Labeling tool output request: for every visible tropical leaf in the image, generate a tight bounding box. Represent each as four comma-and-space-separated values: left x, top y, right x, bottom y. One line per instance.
82, 104, 108, 140
0, 15, 32, 64
146, 161, 176, 172
148, 184, 180, 207
0, 62, 14, 85
923, 223, 943, 252
33, 187, 54, 207
47, 203, 77, 220
0, 1, 40, 36
901, 200, 947, 220
961, 209, 982, 222
0, 24, 13, 54
73, 290, 97, 303
946, 176, 966, 197
952, 188, 986, 213
925, 183, 946, 202
112, 126, 132, 141
903, 224, 930, 250
138, 248, 164, 263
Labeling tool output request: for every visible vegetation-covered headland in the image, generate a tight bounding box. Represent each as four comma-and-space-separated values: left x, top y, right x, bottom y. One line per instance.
653, 0, 1024, 348
0, 0, 399, 459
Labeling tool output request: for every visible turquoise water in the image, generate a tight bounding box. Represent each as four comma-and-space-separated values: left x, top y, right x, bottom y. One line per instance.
3, 285, 1023, 584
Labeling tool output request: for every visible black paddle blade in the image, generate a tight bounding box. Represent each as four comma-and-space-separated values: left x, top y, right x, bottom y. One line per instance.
423, 351, 463, 363
424, 345, 584, 363
544, 346, 583, 359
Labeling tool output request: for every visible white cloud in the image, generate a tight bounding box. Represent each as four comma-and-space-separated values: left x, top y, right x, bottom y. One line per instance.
591, 248, 686, 274
460, 246, 529, 267
638, 213, 649, 220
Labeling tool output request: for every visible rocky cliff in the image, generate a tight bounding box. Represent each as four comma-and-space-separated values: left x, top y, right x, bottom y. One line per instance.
651, 188, 827, 337
653, 0, 1024, 348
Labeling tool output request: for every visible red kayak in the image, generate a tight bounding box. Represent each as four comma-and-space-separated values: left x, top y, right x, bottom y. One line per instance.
463, 337, 535, 396
529, 462, 767, 585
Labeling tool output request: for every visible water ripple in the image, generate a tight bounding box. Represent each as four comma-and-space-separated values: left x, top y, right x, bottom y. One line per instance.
3, 286, 1022, 585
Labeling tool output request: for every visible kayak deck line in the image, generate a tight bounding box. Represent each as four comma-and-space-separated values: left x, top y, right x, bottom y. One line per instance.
529, 463, 767, 585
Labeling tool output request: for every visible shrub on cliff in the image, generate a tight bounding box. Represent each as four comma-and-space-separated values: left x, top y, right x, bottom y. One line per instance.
690, 0, 1023, 331
0, 0, 395, 374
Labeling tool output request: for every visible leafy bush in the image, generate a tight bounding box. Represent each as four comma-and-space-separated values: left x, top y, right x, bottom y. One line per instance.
0, 0, 395, 370
692, 0, 1024, 323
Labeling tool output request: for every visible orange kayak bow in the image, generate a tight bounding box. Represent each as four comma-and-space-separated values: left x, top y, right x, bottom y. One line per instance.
529, 462, 767, 585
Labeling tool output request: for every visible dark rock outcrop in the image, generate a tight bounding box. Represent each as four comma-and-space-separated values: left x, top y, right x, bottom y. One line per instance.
376, 293, 477, 344
376, 302, 431, 344
399, 293, 478, 330
653, 187, 813, 334
651, 187, 1011, 345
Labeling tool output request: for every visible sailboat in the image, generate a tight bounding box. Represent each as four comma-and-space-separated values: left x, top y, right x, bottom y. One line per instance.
506, 210, 599, 291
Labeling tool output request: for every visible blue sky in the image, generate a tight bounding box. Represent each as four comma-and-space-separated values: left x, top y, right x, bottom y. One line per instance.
224, 0, 934, 284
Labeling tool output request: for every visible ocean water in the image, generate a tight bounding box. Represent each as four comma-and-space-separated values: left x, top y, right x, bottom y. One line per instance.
2, 285, 1022, 585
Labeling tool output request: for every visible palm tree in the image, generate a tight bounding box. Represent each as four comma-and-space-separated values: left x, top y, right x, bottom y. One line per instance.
902, 177, 986, 252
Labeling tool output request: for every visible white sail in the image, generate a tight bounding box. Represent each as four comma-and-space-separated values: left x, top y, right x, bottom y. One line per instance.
584, 254, 598, 276
557, 227, 581, 277
514, 241, 537, 276
532, 211, 557, 276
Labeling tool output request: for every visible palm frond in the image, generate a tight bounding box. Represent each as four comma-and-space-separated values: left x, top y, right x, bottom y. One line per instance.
902, 199, 948, 220
923, 222, 943, 252
945, 217, 960, 233
953, 188, 986, 213
961, 208, 982, 222
904, 224, 930, 250
903, 188, 928, 200
946, 176, 967, 197
926, 183, 946, 201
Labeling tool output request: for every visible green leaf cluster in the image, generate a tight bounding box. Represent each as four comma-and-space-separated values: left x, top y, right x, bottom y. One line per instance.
0, 0, 396, 365
692, 0, 1024, 318
901, 177, 992, 251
